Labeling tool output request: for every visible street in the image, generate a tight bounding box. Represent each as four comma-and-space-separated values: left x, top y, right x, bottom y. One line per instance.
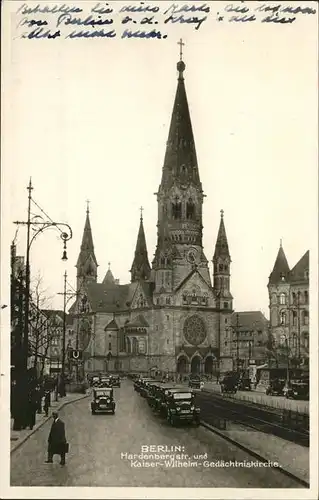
11, 380, 303, 488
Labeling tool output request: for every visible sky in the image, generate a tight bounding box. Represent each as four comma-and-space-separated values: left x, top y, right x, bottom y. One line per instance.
2, 1, 318, 318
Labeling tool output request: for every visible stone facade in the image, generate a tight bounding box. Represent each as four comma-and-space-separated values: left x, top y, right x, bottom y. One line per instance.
69, 55, 235, 376
268, 246, 309, 366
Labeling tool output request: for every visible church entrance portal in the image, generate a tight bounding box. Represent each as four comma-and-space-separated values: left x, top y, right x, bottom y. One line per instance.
204, 356, 215, 375
176, 356, 188, 374
191, 356, 201, 374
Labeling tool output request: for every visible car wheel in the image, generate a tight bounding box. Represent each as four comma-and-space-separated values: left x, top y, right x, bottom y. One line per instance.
112, 410, 115, 414
91, 410, 96, 415
170, 415, 175, 426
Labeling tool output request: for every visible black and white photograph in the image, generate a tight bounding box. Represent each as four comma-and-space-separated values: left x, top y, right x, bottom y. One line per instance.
1, 1, 318, 498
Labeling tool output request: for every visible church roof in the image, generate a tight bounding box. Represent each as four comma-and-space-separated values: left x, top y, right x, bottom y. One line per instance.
76, 209, 98, 268
268, 244, 290, 284
103, 267, 115, 285
213, 210, 230, 260
159, 56, 201, 191
130, 214, 151, 282
85, 282, 133, 312
126, 314, 149, 328
174, 267, 211, 293
289, 251, 309, 283
231, 311, 269, 331
104, 319, 119, 331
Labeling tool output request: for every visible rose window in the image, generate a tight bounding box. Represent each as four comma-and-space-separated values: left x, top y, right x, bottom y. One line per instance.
183, 315, 207, 346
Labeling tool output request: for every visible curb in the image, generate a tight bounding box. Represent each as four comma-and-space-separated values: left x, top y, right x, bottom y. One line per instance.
10, 393, 89, 455
200, 420, 309, 488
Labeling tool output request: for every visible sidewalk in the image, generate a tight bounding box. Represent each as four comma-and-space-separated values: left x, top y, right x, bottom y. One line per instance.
201, 420, 309, 485
202, 382, 309, 414
11, 391, 89, 453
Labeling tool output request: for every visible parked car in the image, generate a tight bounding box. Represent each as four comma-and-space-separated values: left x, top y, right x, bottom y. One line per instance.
284, 379, 309, 400
111, 375, 121, 388
91, 387, 115, 414
188, 375, 201, 389
265, 378, 285, 396
165, 389, 200, 426
220, 373, 238, 394
91, 376, 100, 387
238, 375, 251, 391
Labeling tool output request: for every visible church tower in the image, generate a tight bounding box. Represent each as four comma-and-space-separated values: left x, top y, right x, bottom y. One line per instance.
213, 210, 233, 310
76, 204, 98, 291
130, 209, 151, 282
153, 42, 210, 297
268, 241, 290, 339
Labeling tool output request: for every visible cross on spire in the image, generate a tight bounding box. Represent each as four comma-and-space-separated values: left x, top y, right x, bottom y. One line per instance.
140, 206, 144, 220
108, 262, 111, 270
178, 38, 185, 61
86, 199, 90, 214
220, 209, 224, 218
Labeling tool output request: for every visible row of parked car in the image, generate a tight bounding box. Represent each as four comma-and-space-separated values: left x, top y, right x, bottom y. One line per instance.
133, 377, 201, 427
265, 377, 309, 399
90, 374, 121, 388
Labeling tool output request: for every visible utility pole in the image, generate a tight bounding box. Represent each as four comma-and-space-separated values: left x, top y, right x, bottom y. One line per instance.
236, 313, 240, 372
61, 271, 67, 387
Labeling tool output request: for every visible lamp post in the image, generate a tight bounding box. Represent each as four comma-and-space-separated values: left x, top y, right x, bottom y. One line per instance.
13, 179, 72, 427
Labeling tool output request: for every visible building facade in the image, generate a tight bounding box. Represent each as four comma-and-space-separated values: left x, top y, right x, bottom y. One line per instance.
268, 244, 309, 367
70, 54, 235, 376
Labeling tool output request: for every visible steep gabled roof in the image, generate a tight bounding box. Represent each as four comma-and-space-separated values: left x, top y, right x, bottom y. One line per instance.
268, 245, 290, 284
174, 267, 211, 293
103, 267, 115, 285
231, 311, 269, 331
104, 319, 119, 331
126, 314, 149, 328
85, 282, 131, 313
289, 251, 309, 283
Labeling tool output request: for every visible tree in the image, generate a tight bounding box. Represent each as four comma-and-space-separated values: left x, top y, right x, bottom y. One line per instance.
28, 274, 61, 378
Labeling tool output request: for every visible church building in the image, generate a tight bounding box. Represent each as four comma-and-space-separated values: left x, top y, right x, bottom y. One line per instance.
69, 51, 234, 376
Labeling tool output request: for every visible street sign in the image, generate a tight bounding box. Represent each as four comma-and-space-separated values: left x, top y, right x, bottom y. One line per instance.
68, 349, 83, 361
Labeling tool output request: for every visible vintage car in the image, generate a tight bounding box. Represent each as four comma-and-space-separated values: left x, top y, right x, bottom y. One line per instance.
188, 375, 201, 389
265, 378, 285, 396
140, 379, 155, 398
220, 373, 238, 394
165, 389, 200, 426
111, 375, 121, 388
158, 386, 187, 417
237, 374, 251, 391
146, 383, 161, 409
99, 376, 112, 387
91, 376, 100, 387
134, 377, 153, 394
91, 388, 115, 414
284, 379, 309, 400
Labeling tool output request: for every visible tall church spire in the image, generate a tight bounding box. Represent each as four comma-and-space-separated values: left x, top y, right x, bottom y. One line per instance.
130, 209, 151, 283
154, 43, 210, 290
76, 204, 98, 290
160, 41, 201, 191
213, 210, 230, 260
213, 210, 232, 306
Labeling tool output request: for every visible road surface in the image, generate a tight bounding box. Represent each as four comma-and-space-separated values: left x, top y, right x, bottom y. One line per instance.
11, 380, 303, 488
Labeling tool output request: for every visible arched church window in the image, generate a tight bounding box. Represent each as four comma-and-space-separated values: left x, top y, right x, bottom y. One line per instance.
219, 264, 224, 272
279, 293, 286, 305
166, 297, 171, 305
224, 264, 228, 272
171, 197, 182, 219
186, 198, 195, 220
280, 311, 286, 325
161, 257, 165, 266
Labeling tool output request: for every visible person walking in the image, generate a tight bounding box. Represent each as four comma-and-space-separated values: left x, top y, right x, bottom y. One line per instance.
45, 411, 68, 466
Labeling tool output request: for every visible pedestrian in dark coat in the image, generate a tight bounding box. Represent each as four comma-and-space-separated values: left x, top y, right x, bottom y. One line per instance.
27, 390, 38, 430
45, 411, 67, 465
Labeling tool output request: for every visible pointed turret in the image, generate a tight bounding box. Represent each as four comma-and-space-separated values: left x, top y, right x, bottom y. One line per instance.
130, 209, 151, 283
213, 210, 230, 260
268, 241, 290, 284
160, 44, 201, 191
103, 263, 115, 285
76, 203, 98, 290
213, 210, 232, 307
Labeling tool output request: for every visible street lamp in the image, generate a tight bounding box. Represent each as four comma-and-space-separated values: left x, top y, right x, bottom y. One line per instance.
280, 333, 290, 385
13, 179, 72, 427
